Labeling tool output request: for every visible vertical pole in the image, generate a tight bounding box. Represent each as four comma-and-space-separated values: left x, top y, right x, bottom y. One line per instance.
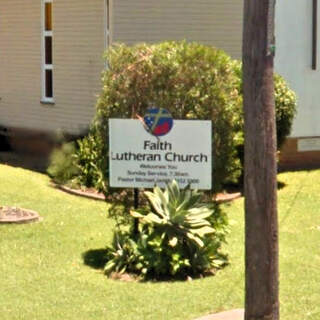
242, 1, 279, 320
312, 0, 318, 70
133, 188, 139, 234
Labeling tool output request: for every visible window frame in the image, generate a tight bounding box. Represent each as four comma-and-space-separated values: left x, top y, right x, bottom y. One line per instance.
41, 0, 54, 104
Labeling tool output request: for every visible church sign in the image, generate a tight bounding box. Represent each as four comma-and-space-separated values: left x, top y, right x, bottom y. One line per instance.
109, 109, 212, 189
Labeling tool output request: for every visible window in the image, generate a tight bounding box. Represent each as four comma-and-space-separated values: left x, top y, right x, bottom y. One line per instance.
312, 0, 318, 70
105, 0, 110, 50
42, 0, 54, 103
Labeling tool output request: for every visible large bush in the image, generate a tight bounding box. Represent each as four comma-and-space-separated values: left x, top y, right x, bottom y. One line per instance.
48, 42, 297, 193
89, 41, 242, 194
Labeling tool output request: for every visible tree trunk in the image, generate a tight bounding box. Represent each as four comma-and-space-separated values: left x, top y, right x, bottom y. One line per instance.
242, 1, 279, 319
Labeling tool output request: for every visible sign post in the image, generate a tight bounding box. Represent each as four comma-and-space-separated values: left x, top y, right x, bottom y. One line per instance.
133, 188, 139, 234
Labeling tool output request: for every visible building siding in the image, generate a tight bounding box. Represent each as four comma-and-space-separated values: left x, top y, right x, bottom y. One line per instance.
0, 0, 105, 135
0, 0, 243, 136
112, 0, 243, 59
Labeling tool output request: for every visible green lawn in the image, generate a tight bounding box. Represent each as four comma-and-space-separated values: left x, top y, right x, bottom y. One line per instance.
0, 164, 319, 320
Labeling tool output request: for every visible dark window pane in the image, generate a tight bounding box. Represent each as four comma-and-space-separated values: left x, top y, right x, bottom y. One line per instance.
106, 0, 110, 29
45, 37, 52, 64
45, 69, 53, 98
45, 3, 52, 31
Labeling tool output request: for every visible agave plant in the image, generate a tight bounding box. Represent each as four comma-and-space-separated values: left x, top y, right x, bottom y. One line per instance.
104, 180, 228, 279
131, 180, 215, 248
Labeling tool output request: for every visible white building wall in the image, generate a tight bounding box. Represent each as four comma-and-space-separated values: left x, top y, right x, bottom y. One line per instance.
275, 0, 320, 138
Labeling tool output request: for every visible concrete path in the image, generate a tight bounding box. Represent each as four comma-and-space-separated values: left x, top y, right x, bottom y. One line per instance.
194, 309, 244, 320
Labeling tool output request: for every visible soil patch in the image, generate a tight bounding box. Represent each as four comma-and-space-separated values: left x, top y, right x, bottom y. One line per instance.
0, 206, 42, 224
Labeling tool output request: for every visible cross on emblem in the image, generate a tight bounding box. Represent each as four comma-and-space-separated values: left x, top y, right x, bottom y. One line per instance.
143, 107, 173, 137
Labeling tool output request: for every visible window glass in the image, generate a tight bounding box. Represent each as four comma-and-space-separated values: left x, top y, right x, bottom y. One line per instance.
45, 37, 52, 64
45, 70, 53, 98
42, 1, 54, 102
45, 3, 52, 31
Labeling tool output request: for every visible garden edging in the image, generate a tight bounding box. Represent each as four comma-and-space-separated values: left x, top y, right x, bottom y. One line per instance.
55, 183, 241, 203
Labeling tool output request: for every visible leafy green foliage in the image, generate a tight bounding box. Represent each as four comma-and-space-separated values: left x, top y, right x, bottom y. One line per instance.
47, 142, 79, 185
48, 43, 296, 193
47, 129, 106, 191
73, 130, 106, 192
104, 180, 228, 279
232, 60, 297, 149
274, 74, 297, 148
131, 181, 215, 247
91, 41, 242, 194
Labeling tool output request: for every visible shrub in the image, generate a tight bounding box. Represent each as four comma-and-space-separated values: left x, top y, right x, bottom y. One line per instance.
49, 42, 296, 192
274, 74, 297, 148
73, 129, 106, 192
47, 142, 79, 185
47, 129, 106, 191
104, 180, 228, 279
91, 41, 242, 194
232, 60, 297, 150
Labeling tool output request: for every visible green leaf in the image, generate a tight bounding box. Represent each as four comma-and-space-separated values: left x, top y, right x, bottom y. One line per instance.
186, 220, 211, 228
167, 180, 180, 203
153, 186, 168, 206
169, 237, 178, 247
186, 232, 204, 247
144, 213, 165, 224
130, 210, 144, 219
104, 261, 116, 274
145, 191, 167, 219
190, 226, 215, 237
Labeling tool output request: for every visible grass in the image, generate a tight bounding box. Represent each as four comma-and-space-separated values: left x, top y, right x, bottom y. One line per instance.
0, 164, 319, 320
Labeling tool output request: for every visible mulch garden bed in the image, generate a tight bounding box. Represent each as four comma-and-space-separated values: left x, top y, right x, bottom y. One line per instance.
55, 184, 242, 203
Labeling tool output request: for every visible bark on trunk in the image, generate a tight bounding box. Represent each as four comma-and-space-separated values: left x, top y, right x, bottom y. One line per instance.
242, 1, 279, 319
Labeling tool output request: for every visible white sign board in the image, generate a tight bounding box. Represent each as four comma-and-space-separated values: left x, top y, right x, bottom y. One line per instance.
109, 119, 212, 189
297, 138, 320, 152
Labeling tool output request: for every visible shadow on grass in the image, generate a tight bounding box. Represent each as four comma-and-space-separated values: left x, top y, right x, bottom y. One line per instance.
82, 248, 228, 283
82, 248, 108, 270
277, 180, 287, 190
223, 179, 287, 193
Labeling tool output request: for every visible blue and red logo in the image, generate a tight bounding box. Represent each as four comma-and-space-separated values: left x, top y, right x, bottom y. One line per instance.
143, 108, 173, 137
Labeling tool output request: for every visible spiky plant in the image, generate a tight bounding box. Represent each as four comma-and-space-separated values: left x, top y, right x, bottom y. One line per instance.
105, 181, 228, 279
